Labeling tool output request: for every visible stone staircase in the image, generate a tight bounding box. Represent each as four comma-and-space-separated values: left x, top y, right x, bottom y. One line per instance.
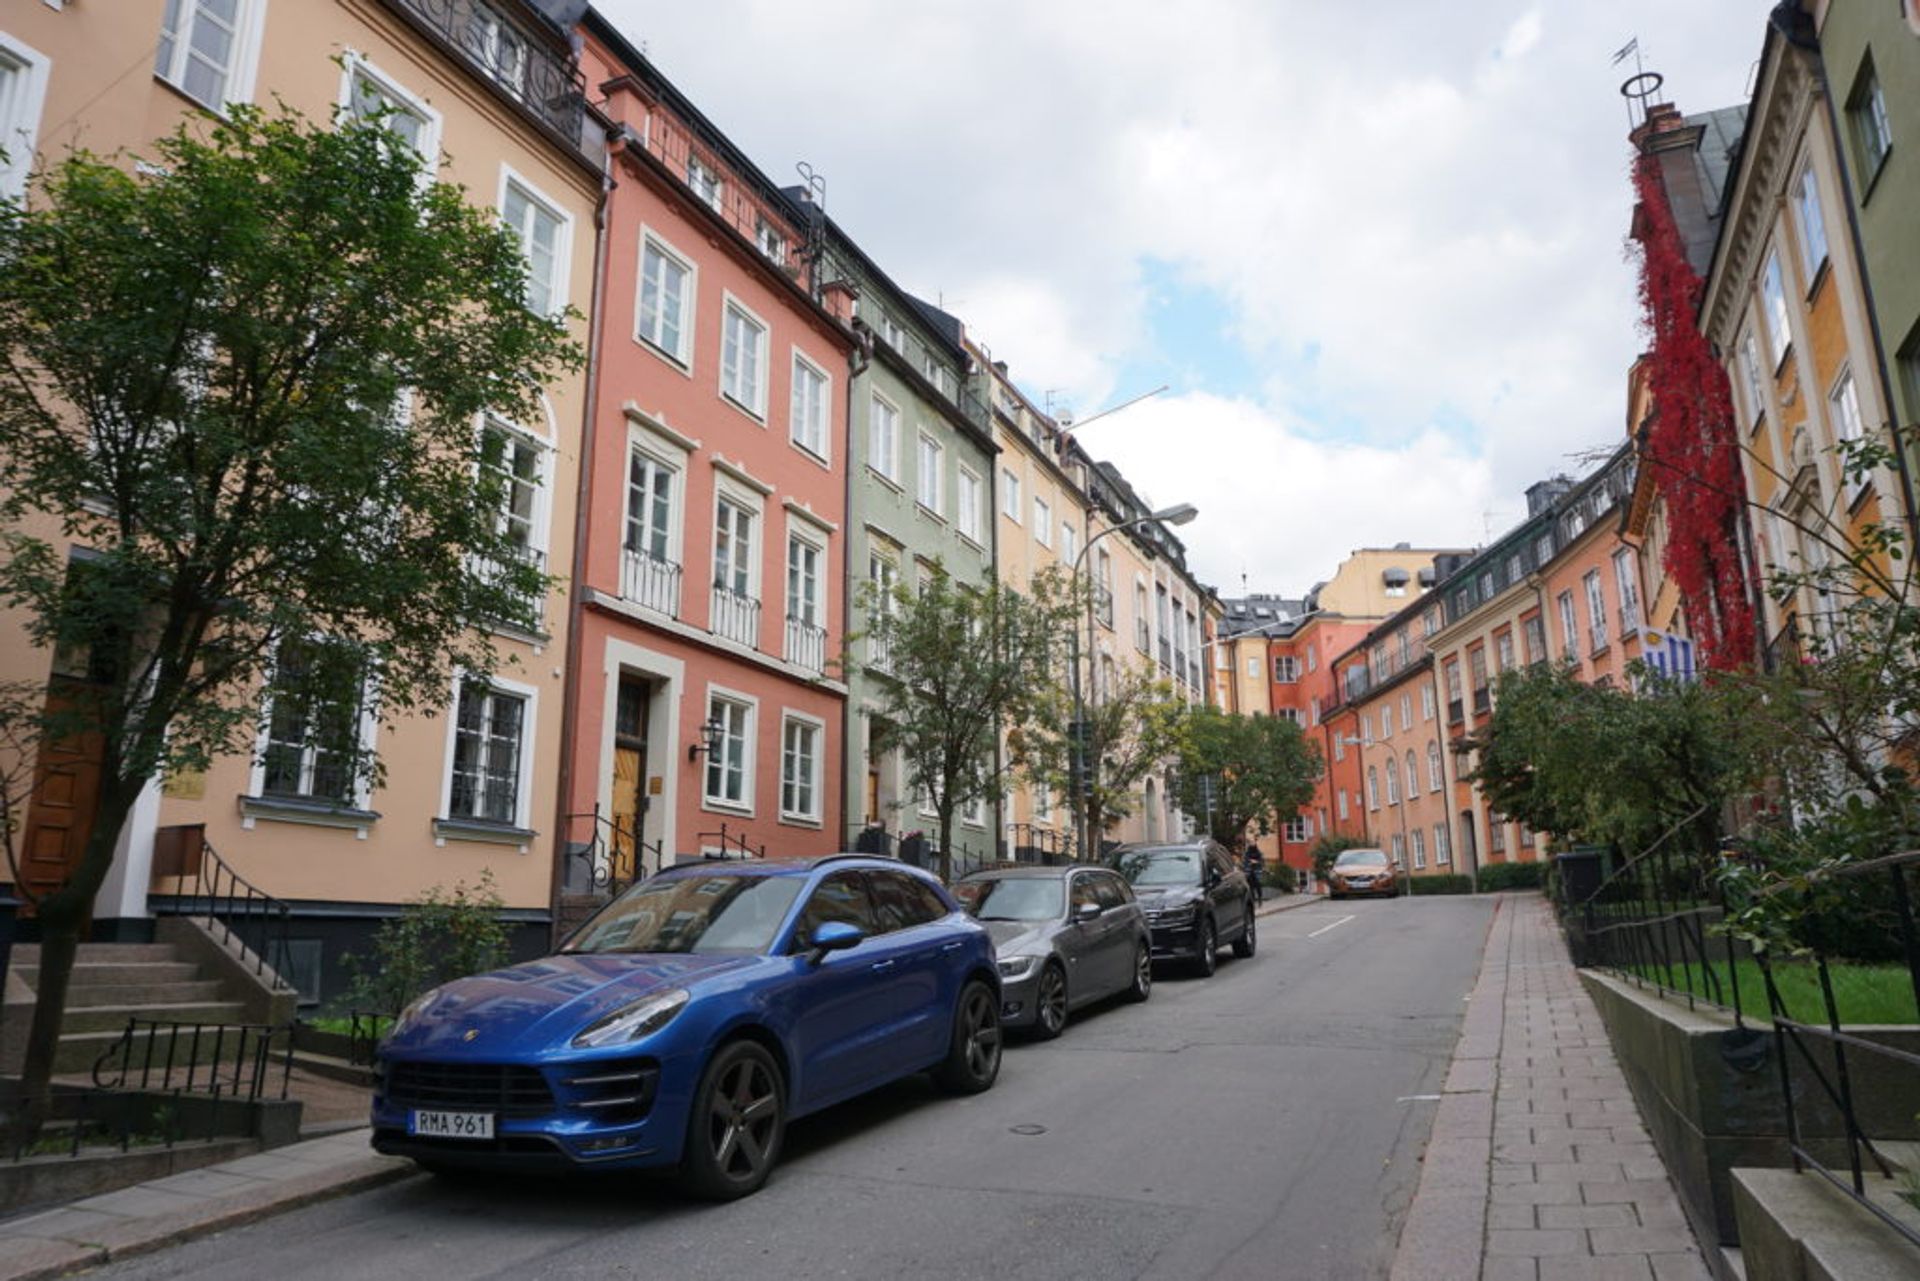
8, 940, 252, 1075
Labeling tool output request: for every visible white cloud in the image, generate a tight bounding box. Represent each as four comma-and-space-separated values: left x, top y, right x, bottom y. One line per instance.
595, 0, 1761, 591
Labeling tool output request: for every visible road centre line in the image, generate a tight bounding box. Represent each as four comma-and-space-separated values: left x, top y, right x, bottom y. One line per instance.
1308, 914, 1356, 938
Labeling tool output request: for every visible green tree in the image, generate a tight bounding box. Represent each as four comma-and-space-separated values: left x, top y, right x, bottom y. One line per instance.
343, 872, 512, 1016
0, 105, 582, 1140
860, 566, 1076, 881
1024, 664, 1187, 847
1465, 663, 1760, 857
1169, 706, 1322, 846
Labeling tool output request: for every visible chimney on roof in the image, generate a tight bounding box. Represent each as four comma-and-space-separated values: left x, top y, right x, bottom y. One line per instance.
1525, 475, 1574, 517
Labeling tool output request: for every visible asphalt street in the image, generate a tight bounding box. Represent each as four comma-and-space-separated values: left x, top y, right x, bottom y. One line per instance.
91, 894, 1495, 1281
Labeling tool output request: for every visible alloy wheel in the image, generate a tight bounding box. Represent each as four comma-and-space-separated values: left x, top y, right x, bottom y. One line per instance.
962, 986, 1003, 1080
707, 1055, 779, 1182
1036, 964, 1068, 1038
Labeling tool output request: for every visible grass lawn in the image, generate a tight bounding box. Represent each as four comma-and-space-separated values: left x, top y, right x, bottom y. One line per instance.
1623, 956, 1919, 1025
303, 1014, 391, 1038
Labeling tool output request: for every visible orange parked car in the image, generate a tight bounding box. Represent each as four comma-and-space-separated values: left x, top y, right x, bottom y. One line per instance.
1328, 847, 1400, 899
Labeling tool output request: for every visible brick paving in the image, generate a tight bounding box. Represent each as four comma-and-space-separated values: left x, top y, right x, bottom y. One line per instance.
1392, 893, 1714, 1281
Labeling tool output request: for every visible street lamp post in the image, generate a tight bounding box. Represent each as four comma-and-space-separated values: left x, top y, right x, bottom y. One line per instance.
1069, 502, 1197, 864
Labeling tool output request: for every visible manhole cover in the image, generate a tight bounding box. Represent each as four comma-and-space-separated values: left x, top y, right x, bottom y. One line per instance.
1009, 1123, 1047, 1136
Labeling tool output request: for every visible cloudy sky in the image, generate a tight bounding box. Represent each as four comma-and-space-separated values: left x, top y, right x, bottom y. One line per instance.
597, 0, 1764, 595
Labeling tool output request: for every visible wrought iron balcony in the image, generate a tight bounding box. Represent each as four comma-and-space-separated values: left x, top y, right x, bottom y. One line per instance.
866, 630, 894, 676
709, 585, 760, 648
385, 0, 587, 143
785, 616, 827, 675
620, 546, 681, 618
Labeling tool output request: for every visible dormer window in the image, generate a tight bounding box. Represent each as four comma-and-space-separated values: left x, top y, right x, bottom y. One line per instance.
687, 154, 722, 212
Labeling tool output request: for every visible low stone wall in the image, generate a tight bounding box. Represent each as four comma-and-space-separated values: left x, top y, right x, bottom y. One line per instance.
1580, 969, 1920, 1247
1733, 1168, 1920, 1280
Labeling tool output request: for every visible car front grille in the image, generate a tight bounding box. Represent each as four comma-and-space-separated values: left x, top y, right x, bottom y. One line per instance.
380, 1061, 558, 1119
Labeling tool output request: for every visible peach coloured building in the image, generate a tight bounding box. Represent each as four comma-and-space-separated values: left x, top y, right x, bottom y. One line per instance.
1427, 451, 1644, 873
562, 16, 853, 901
0, 0, 600, 1001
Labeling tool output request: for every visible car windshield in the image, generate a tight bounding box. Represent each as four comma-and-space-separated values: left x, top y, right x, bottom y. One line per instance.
1334, 849, 1389, 869
563, 873, 804, 955
1112, 849, 1202, 887
952, 877, 1063, 921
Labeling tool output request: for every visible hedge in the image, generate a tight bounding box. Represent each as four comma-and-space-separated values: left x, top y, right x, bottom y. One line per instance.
1476, 861, 1545, 891
1409, 874, 1473, 896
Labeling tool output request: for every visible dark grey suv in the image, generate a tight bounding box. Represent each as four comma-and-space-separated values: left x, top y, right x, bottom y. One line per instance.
952, 865, 1152, 1038
1108, 841, 1256, 976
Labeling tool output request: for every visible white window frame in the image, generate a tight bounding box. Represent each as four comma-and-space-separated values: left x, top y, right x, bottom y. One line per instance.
1829, 366, 1865, 445
789, 349, 831, 462
1428, 740, 1443, 792
498, 166, 572, 319
702, 687, 755, 813
0, 31, 50, 206
625, 420, 687, 567
438, 670, 539, 831
779, 712, 824, 825
1584, 569, 1609, 652
339, 51, 441, 169
1033, 496, 1052, 547
153, 0, 266, 115
1794, 162, 1829, 283
1411, 828, 1427, 871
957, 465, 983, 544
478, 412, 554, 625
711, 478, 763, 602
248, 638, 380, 814
1420, 684, 1436, 722
869, 392, 901, 484
1739, 331, 1767, 428
1434, 823, 1451, 866
1557, 590, 1579, 658
718, 292, 769, 419
686, 153, 723, 211
1337, 789, 1350, 822
1613, 548, 1641, 634
1761, 250, 1791, 368
635, 226, 696, 368
916, 432, 944, 515
1002, 469, 1022, 521
784, 522, 825, 630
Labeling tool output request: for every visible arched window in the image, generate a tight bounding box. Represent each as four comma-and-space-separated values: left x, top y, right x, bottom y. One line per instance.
1427, 741, 1443, 792
1385, 757, 1400, 805
1366, 767, 1380, 810
1406, 751, 1419, 799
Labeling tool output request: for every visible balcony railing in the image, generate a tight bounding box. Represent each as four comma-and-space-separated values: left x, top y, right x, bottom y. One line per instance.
710, 585, 760, 648
474, 545, 546, 629
785, 616, 826, 675
866, 630, 894, 676
385, 0, 586, 143
620, 547, 681, 617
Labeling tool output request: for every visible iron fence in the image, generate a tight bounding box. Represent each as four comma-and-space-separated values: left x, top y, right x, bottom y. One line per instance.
383, 0, 586, 143
1571, 821, 1920, 1251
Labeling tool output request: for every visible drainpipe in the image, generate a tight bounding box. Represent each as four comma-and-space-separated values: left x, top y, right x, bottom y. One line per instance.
550, 128, 617, 926
840, 327, 870, 850
1774, 3, 1920, 557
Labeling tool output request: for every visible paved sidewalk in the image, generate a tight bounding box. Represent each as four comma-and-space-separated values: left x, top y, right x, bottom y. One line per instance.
0, 1128, 410, 1281
1392, 892, 1714, 1281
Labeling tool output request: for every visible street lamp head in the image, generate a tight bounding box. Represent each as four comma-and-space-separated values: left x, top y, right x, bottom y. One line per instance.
1153, 503, 1199, 527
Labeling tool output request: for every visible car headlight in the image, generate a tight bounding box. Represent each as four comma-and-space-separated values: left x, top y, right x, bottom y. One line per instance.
572, 988, 691, 1049
1152, 905, 1196, 924
996, 956, 1041, 980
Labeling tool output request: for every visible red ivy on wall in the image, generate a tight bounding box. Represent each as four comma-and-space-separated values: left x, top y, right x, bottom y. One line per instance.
1628, 152, 1757, 670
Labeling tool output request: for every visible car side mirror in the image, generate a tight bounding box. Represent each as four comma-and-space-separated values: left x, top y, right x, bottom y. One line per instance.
809, 920, 863, 960
1074, 901, 1103, 923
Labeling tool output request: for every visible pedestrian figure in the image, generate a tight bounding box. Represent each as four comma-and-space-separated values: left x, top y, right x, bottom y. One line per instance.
1242, 841, 1265, 904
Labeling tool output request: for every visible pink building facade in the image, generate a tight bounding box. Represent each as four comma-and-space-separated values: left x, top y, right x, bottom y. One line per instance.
561, 18, 854, 893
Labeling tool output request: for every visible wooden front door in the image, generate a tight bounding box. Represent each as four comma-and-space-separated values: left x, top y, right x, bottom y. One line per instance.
17, 678, 107, 916
610, 679, 651, 881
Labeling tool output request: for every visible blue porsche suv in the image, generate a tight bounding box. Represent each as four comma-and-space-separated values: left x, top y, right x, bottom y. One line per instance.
371, 855, 1001, 1199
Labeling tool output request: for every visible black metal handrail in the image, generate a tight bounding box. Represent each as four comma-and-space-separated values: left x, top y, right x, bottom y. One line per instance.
148, 826, 294, 992
1573, 822, 1920, 1251
91, 1016, 295, 1102
384, 0, 587, 144
561, 806, 664, 897
697, 822, 765, 861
